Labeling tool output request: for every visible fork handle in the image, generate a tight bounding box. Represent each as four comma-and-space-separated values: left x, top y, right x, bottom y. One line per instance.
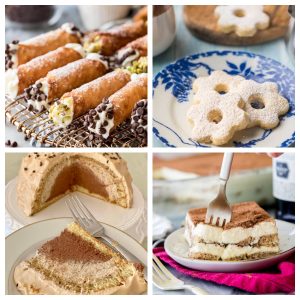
95, 233, 132, 261
220, 153, 233, 181
184, 285, 208, 295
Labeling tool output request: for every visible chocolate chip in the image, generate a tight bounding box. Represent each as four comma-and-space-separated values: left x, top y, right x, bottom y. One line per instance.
24, 167, 28, 171
5, 139, 11, 146
137, 107, 144, 115
95, 115, 100, 120
12, 40, 19, 44
32, 170, 35, 173
107, 113, 113, 119
36, 82, 42, 88
137, 101, 145, 107
100, 127, 107, 134
137, 127, 144, 134
103, 120, 108, 126
28, 104, 33, 111
12, 141, 18, 147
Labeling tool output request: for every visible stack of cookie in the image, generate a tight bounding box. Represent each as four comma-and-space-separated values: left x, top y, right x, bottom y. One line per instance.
187, 70, 289, 146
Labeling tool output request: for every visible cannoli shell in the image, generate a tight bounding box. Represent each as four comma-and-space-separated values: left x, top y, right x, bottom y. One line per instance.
63, 69, 131, 119
17, 28, 80, 66
110, 74, 147, 128
119, 35, 148, 57
17, 46, 82, 94
45, 58, 107, 103
88, 20, 147, 56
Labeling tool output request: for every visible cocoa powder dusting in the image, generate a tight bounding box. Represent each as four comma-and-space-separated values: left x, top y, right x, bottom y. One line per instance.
39, 229, 112, 262
189, 202, 271, 229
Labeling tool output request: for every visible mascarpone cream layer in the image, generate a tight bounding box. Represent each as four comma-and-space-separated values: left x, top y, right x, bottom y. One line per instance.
186, 215, 277, 245
189, 243, 279, 260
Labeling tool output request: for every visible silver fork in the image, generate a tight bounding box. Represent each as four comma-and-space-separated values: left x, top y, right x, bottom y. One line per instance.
205, 153, 233, 227
153, 255, 208, 295
66, 195, 133, 261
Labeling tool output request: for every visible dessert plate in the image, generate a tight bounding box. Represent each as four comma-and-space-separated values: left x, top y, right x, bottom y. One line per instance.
165, 220, 294, 272
6, 177, 145, 231
153, 50, 295, 147
6, 217, 147, 295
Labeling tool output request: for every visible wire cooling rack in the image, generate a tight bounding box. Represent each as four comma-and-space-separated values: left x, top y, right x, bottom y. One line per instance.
5, 95, 145, 148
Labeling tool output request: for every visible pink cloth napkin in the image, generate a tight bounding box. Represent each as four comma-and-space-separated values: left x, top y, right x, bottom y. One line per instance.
153, 247, 295, 294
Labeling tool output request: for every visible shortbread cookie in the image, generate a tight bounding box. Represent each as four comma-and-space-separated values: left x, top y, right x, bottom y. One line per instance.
236, 80, 289, 129
187, 91, 248, 145
215, 5, 270, 37
192, 70, 245, 103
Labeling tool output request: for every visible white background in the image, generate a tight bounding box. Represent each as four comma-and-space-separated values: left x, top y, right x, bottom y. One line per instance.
2, 0, 298, 298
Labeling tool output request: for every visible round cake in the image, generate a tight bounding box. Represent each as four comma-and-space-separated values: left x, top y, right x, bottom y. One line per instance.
17, 153, 133, 216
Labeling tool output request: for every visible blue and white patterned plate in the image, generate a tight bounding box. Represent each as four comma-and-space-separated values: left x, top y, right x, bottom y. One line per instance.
153, 50, 295, 148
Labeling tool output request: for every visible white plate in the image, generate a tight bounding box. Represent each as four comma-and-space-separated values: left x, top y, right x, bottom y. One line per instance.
6, 177, 144, 231
153, 50, 295, 148
5, 218, 147, 295
165, 220, 294, 272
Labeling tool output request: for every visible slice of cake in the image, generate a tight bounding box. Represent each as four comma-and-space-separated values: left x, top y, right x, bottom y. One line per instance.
17, 153, 133, 216
14, 222, 147, 295
185, 201, 279, 261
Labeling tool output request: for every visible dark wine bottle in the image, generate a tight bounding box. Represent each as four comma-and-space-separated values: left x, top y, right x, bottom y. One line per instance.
272, 153, 295, 223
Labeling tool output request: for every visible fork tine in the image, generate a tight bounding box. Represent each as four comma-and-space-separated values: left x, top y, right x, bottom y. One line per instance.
68, 197, 90, 228
211, 216, 219, 226
152, 259, 169, 281
73, 196, 93, 225
73, 194, 98, 223
153, 271, 163, 286
153, 255, 176, 280
66, 199, 87, 228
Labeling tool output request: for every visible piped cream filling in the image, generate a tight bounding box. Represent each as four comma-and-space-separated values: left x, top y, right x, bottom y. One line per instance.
49, 97, 74, 127
65, 43, 86, 58
5, 68, 19, 98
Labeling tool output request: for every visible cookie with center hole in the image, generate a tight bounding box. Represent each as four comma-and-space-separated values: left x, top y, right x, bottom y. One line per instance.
192, 70, 245, 103
236, 80, 289, 129
187, 91, 249, 146
215, 5, 270, 37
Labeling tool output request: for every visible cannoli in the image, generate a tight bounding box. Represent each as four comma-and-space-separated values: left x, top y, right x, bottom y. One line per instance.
131, 99, 147, 146
133, 6, 148, 23
25, 54, 108, 112
115, 35, 147, 67
5, 23, 83, 70
84, 20, 147, 56
49, 69, 131, 127
86, 73, 147, 139
5, 43, 85, 98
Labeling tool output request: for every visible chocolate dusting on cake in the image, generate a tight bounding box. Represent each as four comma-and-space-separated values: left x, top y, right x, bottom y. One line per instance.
39, 229, 112, 263
189, 202, 272, 230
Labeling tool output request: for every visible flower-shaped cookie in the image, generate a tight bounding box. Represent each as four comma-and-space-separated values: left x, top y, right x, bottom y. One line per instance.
215, 5, 270, 37
193, 70, 245, 103
236, 80, 289, 129
187, 91, 248, 145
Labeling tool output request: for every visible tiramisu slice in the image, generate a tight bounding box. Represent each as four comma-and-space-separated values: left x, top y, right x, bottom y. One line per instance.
185, 202, 279, 261
14, 222, 147, 295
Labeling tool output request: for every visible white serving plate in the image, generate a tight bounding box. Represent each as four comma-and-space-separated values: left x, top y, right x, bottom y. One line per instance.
153, 50, 295, 148
165, 220, 294, 273
6, 177, 144, 231
6, 218, 147, 295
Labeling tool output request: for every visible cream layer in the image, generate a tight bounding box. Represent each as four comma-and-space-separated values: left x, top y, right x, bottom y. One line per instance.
186, 214, 278, 245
